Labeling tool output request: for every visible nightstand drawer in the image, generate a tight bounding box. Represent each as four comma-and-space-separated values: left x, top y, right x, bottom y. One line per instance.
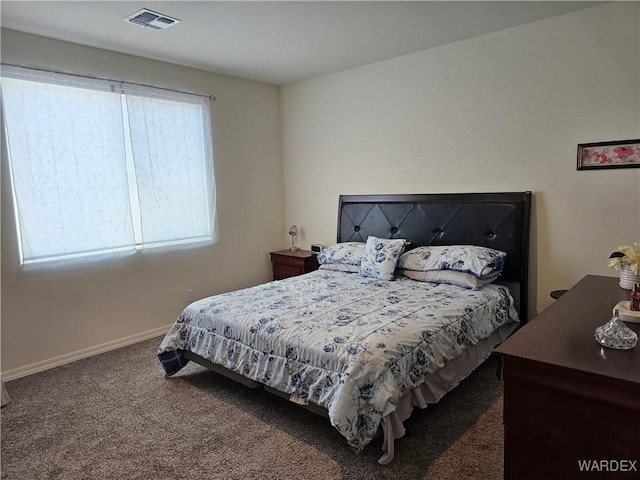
273, 263, 303, 280
270, 249, 319, 281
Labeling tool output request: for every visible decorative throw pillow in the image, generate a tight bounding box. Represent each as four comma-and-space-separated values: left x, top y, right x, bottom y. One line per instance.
397, 268, 500, 289
360, 236, 406, 281
317, 242, 366, 266
397, 245, 506, 279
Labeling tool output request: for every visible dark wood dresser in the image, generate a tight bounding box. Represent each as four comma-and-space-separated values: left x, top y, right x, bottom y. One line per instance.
270, 249, 319, 280
495, 275, 640, 480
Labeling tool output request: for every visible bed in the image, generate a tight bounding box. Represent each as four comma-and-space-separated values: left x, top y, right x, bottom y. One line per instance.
158, 192, 531, 464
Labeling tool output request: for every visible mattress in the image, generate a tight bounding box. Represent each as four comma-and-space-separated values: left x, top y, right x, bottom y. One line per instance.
158, 269, 519, 453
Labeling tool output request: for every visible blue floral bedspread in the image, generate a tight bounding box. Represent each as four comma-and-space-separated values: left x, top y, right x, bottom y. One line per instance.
158, 270, 518, 452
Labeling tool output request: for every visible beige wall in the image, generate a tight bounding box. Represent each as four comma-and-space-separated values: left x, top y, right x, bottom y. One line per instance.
1, 29, 285, 377
3, 2, 640, 378
281, 2, 640, 319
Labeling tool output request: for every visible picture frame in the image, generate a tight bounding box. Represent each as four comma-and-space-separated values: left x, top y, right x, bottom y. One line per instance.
577, 139, 640, 170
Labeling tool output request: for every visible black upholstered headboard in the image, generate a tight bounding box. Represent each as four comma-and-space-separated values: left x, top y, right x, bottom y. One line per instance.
337, 192, 532, 322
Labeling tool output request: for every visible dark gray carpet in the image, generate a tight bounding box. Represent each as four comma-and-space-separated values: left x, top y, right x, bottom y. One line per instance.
1, 337, 504, 479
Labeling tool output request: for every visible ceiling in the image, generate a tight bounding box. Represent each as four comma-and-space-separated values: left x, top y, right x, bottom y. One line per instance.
1, 1, 603, 85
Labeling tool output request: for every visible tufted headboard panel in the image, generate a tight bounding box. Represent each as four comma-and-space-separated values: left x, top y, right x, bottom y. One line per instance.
337, 192, 532, 321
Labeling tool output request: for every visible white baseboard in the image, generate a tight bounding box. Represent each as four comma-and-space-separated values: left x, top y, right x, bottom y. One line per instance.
1, 324, 173, 382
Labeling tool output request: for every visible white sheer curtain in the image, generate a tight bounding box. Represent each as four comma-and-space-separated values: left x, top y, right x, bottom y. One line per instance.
1, 65, 217, 272
122, 83, 216, 250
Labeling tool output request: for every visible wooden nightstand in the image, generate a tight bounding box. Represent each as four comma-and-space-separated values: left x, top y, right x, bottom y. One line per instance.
270, 249, 319, 280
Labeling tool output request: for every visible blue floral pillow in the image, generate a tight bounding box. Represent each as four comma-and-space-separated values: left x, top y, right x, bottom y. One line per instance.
317, 242, 366, 265
397, 245, 506, 279
360, 236, 406, 281
397, 269, 499, 289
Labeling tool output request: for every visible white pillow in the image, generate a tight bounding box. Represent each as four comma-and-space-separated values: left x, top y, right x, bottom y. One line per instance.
359, 236, 406, 281
397, 245, 506, 279
398, 268, 499, 289
319, 263, 360, 273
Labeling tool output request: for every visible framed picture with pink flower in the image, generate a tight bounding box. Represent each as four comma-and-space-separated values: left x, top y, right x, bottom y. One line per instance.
577, 138, 640, 170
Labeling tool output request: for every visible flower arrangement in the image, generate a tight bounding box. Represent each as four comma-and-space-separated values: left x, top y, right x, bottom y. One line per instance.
609, 243, 640, 275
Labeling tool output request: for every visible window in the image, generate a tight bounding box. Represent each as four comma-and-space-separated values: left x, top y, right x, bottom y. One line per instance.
1, 65, 218, 272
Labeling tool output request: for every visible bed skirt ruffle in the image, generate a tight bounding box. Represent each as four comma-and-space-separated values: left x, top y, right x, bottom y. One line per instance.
378, 323, 515, 464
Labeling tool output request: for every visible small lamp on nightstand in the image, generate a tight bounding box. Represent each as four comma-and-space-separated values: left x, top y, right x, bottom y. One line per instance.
288, 225, 299, 252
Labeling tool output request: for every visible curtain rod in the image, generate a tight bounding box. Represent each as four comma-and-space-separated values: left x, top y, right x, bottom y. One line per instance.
1, 63, 216, 102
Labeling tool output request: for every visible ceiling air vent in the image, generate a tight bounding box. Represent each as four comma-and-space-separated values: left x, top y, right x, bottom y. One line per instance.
124, 8, 181, 31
